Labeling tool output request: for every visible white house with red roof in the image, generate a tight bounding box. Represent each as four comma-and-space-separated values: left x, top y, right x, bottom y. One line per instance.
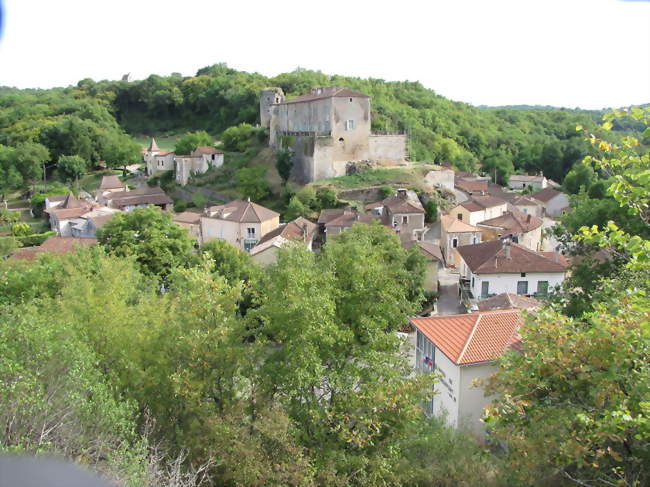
410, 309, 524, 436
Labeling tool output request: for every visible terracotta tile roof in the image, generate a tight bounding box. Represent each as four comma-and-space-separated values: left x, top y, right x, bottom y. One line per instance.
441, 214, 480, 233
45, 194, 93, 219
45, 194, 68, 203
410, 310, 524, 365
205, 199, 279, 223
88, 213, 115, 228
318, 208, 349, 224
477, 293, 540, 312
326, 212, 382, 228
532, 188, 563, 203
147, 138, 160, 152
459, 200, 483, 212
257, 216, 317, 246
457, 240, 567, 274
486, 183, 517, 202
99, 175, 125, 190
403, 241, 444, 263
107, 186, 173, 208
173, 211, 201, 224
192, 146, 223, 155
154, 151, 173, 157
477, 209, 543, 234
455, 179, 488, 194
382, 194, 424, 214
511, 195, 538, 206
461, 195, 508, 211
282, 87, 370, 105
11, 236, 96, 261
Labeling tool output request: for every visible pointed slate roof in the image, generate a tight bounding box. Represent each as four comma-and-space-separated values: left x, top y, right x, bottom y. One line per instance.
410, 309, 524, 365
147, 138, 160, 152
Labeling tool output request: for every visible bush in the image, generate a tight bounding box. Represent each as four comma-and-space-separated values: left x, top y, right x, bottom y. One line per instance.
425, 199, 438, 223
174, 200, 188, 212
380, 186, 394, 199
11, 222, 33, 236
316, 187, 339, 209
30, 187, 70, 217
191, 192, 207, 209
222, 123, 265, 152
0, 208, 20, 225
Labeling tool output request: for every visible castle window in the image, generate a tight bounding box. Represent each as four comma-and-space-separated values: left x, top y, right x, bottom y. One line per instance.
345, 120, 355, 131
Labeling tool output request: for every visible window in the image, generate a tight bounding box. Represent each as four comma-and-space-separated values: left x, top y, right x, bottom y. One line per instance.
517, 281, 528, 295
481, 281, 490, 298
522, 208, 528, 214
457, 213, 463, 221
402, 216, 408, 224
244, 240, 256, 252
472, 236, 478, 244
537, 281, 549, 296
512, 235, 519, 243
247, 227, 256, 238
452, 238, 458, 248
471, 277, 475, 288
349, 97, 353, 102
520, 272, 526, 277
345, 120, 355, 131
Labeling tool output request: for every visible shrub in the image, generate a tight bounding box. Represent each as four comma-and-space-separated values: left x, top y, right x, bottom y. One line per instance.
11, 222, 33, 236
425, 199, 438, 223
222, 124, 265, 152
174, 200, 188, 212
380, 186, 394, 199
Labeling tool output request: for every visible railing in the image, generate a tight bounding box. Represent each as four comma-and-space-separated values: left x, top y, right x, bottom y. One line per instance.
459, 279, 477, 310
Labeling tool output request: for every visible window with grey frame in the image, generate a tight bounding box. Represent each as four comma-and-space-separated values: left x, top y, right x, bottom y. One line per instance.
517, 280, 528, 295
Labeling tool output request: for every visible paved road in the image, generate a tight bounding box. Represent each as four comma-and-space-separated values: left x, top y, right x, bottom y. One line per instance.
436, 267, 465, 315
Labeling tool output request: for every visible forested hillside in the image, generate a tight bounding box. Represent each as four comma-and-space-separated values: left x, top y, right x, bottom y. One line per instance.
3, 63, 643, 190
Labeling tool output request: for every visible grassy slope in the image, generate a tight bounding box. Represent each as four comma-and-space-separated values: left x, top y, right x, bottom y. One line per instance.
133, 135, 181, 151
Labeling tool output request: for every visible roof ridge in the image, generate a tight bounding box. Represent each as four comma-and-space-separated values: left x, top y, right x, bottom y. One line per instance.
457, 314, 482, 364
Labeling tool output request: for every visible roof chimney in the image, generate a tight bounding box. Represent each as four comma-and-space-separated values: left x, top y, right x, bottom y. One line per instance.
526, 214, 531, 223
503, 238, 512, 260
397, 188, 407, 199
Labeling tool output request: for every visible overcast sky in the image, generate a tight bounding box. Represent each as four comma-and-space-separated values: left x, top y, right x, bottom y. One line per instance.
0, 0, 648, 109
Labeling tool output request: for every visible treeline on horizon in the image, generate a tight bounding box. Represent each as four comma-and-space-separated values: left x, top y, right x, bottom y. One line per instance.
1, 63, 646, 187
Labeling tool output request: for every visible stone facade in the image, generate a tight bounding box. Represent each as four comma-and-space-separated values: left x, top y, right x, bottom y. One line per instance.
263, 87, 406, 183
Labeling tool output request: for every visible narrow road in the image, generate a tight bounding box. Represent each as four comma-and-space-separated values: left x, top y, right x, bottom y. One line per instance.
436, 268, 465, 315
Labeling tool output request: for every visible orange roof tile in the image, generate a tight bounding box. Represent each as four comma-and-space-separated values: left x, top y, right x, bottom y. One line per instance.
410, 310, 524, 365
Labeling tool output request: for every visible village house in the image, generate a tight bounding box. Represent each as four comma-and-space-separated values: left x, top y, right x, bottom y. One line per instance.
262, 86, 407, 182
69, 208, 119, 238
449, 195, 508, 226
456, 239, 567, 309
508, 174, 549, 191
143, 138, 174, 176
366, 189, 426, 242
172, 211, 202, 240
476, 209, 544, 251
410, 309, 524, 436
454, 178, 488, 197
96, 175, 126, 205
200, 199, 280, 251
440, 215, 482, 269
250, 216, 318, 266
175, 146, 224, 186
324, 210, 383, 239
477, 293, 540, 312
12, 236, 97, 261
105, 186, 173, 212
531, 188, 570, 217
44, 193, 93, 236
403, 241, 444, 292
508, 194, 542, 217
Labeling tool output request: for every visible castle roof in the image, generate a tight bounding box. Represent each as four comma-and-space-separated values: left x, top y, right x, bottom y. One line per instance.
282, 87, 370, 105
147, 138, 160, 152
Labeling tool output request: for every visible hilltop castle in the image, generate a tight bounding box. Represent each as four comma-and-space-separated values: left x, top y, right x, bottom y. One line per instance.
260, 87, 407, 183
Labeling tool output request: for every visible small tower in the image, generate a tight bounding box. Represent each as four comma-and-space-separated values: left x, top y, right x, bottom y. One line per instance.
147, 137, 160, 153
259, 87, 285, 128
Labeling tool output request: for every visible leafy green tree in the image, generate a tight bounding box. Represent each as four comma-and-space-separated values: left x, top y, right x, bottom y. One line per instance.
482, 148, 514, 185
380, 186, 394, 199
425, 199, 438, 223
0, 236, 17, 258
14, 142, 50, 184
316, 187, 339, 209
563, 161, 595, 194
275, 148, 293, 182
103, 133, 142, 175
174, 131, 213, 155
11, 222, 32, 236
191, 191, 207, 209
284, 195, 306, 221
97, 206, 195, 279
57, 154, 88, 181
237, 167, 269, 201
199, 239, 259, 287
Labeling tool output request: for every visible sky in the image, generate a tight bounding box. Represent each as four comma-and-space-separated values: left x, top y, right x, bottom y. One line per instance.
0, 0, 648, 109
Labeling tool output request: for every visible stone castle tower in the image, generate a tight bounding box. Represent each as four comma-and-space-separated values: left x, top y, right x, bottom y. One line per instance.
259, 88, 285, 128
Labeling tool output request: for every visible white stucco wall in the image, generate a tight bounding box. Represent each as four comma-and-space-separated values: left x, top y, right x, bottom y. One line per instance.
432, 347, 461, 429
458, 363, 498, 437
465, 270, 566, 298
543, 193, 570, 217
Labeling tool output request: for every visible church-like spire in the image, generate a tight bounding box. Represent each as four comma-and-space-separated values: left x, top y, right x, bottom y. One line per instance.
147, 137, 160, 152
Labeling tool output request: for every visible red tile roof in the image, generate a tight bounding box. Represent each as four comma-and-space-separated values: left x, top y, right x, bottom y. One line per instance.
477, 209, 543, 234
441, 214, 480, 233
477, 293, 540, 312
318, 208, 350, 225
382, 194, 424, 214
532, 188, 563, 203
403, 241, 444, 263
192, 146, 224, 155
205, 199, 279, 223
457, 240, 567, 274
173, 211, 201, 224
326, 212, 382, 228
410, 310, 524, 365
455, 179, 488, 194
12, 236, 96, 261
99, 175, 125, 190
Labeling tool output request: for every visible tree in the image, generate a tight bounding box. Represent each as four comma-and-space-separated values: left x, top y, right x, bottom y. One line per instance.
191, 191, 207, 209
103, 133, 142, 176
97, 206, 195, 279
11, 222, 32, 236
425, 199, 438, 223
13, 142, 50, 185
563, 161, 595, 194
284, 196, 306, 221
174, 131, 213, 155
237, 167, 269, 201
482, 148, 514, 185
275, 148, 293, 182
57, 155, 88, 181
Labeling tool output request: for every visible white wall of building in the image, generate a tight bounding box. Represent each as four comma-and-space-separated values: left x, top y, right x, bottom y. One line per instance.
463, 269, 565, 298
458, 363, 498, 436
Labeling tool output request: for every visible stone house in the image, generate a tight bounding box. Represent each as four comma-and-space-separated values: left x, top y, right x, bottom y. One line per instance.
262, 86, 407, 183
105, 186, 172, 212
508, 174, 548, 190
440, 215, 482, 269
70, 209, 119, 238
44, 194, 93, 236
449, 195, 508, 226
457, 239, 567, 307
324, 210, 384, 239
508, 195, 542, 217
410, 309, 524, 437
477, 209, 544, 251
144, 138, 174, 176
172, 211, 202, 240
250, 217, 318, 266
454, 178, 488, 197
366, 189, 426, 242
200, 199, 280, 252
175, 146, 224, 186
531, 188, 570, 217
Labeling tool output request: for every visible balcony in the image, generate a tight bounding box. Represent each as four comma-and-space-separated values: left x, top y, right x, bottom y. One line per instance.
459, 278, 478, 311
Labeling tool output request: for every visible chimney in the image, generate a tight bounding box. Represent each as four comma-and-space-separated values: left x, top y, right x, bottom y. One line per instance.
526, 214, 531, 223
397, 188, 407, 199
503, 238, 512, 260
